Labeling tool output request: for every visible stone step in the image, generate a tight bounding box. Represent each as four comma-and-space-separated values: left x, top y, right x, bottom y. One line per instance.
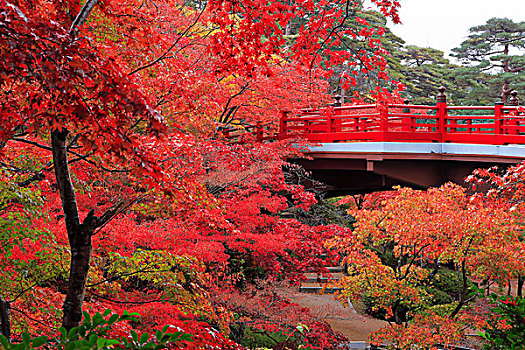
300, 266, 344, 294
304, 277, 331, 283
341, 341, 367, 349
327, 266, 344, 273
306, 266, 345, 273
299, 285, 342, 294
299, 282, 342, 294
304, 272, 344, 283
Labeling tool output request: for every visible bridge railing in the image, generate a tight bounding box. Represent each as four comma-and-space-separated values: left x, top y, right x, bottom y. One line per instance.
278, 88, 525, 145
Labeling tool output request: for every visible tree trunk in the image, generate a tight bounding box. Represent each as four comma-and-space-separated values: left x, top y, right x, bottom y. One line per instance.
518, 274, 524, 297
51, 129, 95, 330
285, 21, 291, 36
392, 299, 402, 324
450, 262, 467, 318
0, 295, 10, 341
502, 44, 510, 104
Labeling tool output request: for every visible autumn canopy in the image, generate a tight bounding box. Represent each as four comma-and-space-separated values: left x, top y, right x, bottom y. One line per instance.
1, 0, 525, 348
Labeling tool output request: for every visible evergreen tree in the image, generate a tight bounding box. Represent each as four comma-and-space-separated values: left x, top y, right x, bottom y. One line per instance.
396, 45, 459, 105
329, 8, 405, 101
452, 18, 525, 104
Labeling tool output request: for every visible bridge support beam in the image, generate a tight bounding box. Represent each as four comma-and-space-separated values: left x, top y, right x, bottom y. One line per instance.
295, 142, 524, 197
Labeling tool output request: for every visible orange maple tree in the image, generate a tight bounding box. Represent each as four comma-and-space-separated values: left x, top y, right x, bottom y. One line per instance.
328, 184, 524, 348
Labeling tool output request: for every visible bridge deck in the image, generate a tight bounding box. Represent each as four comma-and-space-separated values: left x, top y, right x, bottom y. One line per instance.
275, 96, 525, 195
224, 95, 525, 194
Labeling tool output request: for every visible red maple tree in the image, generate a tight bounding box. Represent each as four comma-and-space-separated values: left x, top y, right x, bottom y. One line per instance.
0, 0, 402, 346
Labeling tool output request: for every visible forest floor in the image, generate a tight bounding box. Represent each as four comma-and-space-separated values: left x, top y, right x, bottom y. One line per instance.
275, 285, 387, 341
274, 277, 522, 344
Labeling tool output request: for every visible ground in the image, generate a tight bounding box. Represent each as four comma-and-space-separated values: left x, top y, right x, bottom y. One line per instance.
276, 284, 387, 341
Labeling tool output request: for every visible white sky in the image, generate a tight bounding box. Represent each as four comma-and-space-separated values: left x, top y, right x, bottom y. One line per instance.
364, 0, 525, 57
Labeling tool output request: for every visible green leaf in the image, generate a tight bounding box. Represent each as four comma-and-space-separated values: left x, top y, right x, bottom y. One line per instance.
92, 314, 105, 328
131, 330, 139, 343
144, 341, 156, 349
105, 339, 120, 346
88, 334, 98, 347
83, 311, 91, 326
120, 311, 139, 322
96, 338, 106, 349
174, 333, 193, 342
108, 314, 119, 325
102, 309, 112, 317
31, 336, 48, 348
59, 327, 67, 339
181, 333, 193, 341
160, 334, 171, 343
0, 335, 10, 349
21, 333, 30, 345
68, 327, 79, 341
139, 333, 149, 344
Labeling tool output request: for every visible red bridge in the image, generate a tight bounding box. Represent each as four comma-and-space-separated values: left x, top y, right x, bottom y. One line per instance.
277, 88, 525, 195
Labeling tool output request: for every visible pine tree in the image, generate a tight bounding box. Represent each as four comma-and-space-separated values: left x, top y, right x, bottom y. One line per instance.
396, 46, 459, 105
452, 18, 525, 104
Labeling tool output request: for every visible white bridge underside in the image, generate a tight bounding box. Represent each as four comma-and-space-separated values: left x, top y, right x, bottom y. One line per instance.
295, 142, 525, 196
308, 142, 525, 161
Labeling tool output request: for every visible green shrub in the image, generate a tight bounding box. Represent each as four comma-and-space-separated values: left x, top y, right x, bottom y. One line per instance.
480, 293, 525, 349
424, 287, 454, 305
430, 302, 458, 317
430, 269, 474, 300
240, 328, 288, 349
0, 310, 192, 350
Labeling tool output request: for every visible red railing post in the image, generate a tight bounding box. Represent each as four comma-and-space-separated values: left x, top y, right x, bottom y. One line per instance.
256, 122, 263, 142
495, 101, 504, 140
305, 119, 310, 135
436, 86, 447, 142
379, 103, 388, 141
279, 110, 288, 140
402, 98, 411, 132
331, 94, 343, 138
508, 91, 519, 135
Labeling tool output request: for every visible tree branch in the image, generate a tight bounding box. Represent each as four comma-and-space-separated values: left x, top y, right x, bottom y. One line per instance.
69, 0, 98, 35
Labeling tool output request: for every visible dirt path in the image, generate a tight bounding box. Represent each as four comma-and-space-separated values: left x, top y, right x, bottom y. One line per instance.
276, 287, 388, 341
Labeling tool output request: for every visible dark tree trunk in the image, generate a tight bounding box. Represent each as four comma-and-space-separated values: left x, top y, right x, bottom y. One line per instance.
51, 129, 95, 330
392, 299, 402, 324
229, 321, 245, 344
518, 275, 524, 297
0, 295, 10, 341
502, 44, 510, 104
285, 21, 291, 36
450, 261, 467, 318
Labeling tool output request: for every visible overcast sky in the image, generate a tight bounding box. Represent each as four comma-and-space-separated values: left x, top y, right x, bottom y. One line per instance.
364, 0, 525, 57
